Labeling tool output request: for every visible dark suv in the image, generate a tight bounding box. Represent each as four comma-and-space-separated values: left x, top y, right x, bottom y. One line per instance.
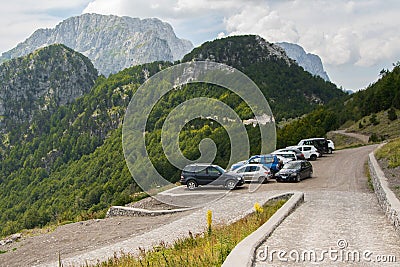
180, 164, 244, 190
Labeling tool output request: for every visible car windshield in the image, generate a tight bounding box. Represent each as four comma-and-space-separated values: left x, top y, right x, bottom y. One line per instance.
248, 156, 261, 164
283, 161, 301, 169
214, 166, 225, 174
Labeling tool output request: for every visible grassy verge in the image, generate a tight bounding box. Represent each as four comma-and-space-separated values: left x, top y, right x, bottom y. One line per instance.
375, 138, 400, 200
346, 109, 400, 141
375, 138, 400, 168
364, 162, 374, 191
90, 199, 287, 267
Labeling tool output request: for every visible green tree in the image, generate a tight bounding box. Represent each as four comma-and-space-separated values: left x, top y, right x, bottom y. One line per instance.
388, 108, 398, 121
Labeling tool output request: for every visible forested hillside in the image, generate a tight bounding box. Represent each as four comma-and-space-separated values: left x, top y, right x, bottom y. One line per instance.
0, 44, 98, 135
277, 63, 400, 147
0, 62, 168, 236
0, 36, 347, 236
182, 35, 345, 120
344, 63, 400, 118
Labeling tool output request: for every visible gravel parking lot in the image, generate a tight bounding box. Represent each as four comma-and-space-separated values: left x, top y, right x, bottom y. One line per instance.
2, 144, 398, 267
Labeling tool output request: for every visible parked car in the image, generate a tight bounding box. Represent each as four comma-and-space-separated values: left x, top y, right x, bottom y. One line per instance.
287, 145, 320, 161
271, 151, 299, 163
273, 148, 305, 160
229, 154, 281, 174
275, 160, 313, 183
327, 139, 335, 153
228, 164, 272, 183
180, 164, 245, 190
275, 155, 289, 166
297, 138, 329, 155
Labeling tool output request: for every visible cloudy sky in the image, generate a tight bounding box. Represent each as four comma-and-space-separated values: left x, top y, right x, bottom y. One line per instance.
1, 0, 399, 91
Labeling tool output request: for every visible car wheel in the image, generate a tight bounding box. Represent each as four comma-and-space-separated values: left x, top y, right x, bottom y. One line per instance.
328, 148, 333, 154
258, 176, 266, 184
310, 154, 317, 161
225, 179, 237, 190
295, 174, 301, 183
187, 180, 198, 190
309, 171, 313, 178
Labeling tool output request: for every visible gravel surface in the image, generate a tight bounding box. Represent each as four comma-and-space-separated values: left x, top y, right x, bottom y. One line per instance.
0, 213, 191, 267
1, 145, 399, 267
254, 145, 400, 266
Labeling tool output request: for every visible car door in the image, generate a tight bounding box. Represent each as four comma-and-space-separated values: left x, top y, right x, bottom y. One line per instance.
207, 166, 222, 185
195, 166, 209, 185
243, 165, 259, 181
236, 166, 250, 181
300, 161, 310, 179
261, 156, 272, 170
248, 165, 260, 181
303, 146, 311, 159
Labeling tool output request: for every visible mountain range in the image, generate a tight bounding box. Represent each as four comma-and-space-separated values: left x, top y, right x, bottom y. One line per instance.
0, 13, 193, 76
0, 33, 346, 236
0, 14, 328, 81
1, 14, 396, 239
277, 42, 330, 81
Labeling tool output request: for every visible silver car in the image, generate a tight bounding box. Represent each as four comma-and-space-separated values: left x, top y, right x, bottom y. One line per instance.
229, 164, 272, 183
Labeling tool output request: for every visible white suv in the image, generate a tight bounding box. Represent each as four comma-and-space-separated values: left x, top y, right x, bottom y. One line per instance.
288, 145, 320, 161
327, 140, 335, 154
271, 151, 298, 164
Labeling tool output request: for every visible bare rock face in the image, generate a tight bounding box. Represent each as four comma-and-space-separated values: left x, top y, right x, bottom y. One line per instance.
277, 42, 330, 81
0, 14, 193, 76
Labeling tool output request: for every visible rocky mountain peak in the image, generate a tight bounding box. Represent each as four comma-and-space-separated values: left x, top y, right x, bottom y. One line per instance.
182, 35, 294, 68
0, 13, 194, 75
0, 44, 98, 131
276, 42, 330, 81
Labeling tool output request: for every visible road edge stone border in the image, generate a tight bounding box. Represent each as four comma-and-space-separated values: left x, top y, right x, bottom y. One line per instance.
369, 148, 400, 236
222, 191, 304, 267
106, 206, 196, 217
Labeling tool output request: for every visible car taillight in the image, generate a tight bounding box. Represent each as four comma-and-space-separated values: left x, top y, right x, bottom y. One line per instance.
301, 153, 304, 158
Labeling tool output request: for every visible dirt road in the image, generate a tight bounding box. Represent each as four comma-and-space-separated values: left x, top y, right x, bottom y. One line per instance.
333, 129, 370, 143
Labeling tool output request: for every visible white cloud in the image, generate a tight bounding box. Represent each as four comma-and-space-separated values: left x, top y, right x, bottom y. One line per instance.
0, 0, 90, 52
222, 0, 400, 69
224, 5, 299, 44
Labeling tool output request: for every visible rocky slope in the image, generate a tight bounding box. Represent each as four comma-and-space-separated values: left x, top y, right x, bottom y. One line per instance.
277, 42, 330, 81
0, 44, 98, 131
183, 35, 343, 120
184, 35, 293, 67
0, 13, 193, 75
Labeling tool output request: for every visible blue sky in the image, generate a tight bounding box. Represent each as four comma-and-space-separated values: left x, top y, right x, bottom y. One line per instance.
1, 0, 399, 91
